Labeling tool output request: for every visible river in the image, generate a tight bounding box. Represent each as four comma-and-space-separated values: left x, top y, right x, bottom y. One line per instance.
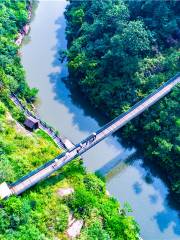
20, 1, 180, 239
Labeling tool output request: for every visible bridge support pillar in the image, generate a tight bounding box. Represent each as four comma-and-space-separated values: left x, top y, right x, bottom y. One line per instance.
0, 182, 13, 199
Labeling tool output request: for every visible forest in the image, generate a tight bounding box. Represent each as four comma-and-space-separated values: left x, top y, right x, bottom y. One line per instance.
0, 1, 140, 239
65, 0, 180, 202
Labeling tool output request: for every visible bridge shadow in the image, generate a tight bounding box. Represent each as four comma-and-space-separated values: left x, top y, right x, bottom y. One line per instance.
96, 150, 136, 177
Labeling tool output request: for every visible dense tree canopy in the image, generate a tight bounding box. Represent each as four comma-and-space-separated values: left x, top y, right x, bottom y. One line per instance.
65, 0, 180, 201
0, 0, 37, 102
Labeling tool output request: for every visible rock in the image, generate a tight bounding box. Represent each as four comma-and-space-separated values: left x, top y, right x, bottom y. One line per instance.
23, 25, 30, 34
67, 219, 83, 239
15, 33, 24, 46
68, 212, 75, 227
57, 187, 74, 197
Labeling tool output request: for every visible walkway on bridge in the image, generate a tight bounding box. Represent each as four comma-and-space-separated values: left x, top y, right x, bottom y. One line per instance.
0, 74, 179, 199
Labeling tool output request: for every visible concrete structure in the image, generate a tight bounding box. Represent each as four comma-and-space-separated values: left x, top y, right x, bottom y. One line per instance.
0, 74, 179, 199
0, 182, 12, 199
57, 187, 74, 197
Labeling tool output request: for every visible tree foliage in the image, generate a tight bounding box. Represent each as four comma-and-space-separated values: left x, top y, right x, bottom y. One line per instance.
0, 0, 37, 101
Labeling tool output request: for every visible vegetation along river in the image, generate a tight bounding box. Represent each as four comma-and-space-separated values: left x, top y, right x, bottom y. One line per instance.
20, 1, 180, 239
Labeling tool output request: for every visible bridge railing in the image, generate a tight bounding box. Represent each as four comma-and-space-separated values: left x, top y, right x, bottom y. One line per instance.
10, 152, 66, 187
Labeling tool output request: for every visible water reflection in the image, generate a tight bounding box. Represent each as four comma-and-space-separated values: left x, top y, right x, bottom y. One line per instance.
133, 182, 143, 195
149, 194, 158, 204
155, 207, 180, 235
144, 172, 154, 184
106, 158, 180, 239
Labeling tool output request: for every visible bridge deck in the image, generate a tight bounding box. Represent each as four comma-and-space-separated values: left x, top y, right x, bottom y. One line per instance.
3, 74, 180, 197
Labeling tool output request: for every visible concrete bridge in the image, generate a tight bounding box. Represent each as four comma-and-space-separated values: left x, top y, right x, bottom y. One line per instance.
0, 74, 179, 199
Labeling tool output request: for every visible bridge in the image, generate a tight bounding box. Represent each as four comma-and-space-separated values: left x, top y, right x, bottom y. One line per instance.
0, 74, 179, 199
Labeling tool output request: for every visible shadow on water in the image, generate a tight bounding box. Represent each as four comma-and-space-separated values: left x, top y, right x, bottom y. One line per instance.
22, 1, 39, 46
135, 156, 180, 235
47, 12, 180, 237
96, 151, 136, 177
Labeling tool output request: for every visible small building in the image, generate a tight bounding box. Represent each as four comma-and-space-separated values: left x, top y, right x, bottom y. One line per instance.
24, 116, 39, 131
